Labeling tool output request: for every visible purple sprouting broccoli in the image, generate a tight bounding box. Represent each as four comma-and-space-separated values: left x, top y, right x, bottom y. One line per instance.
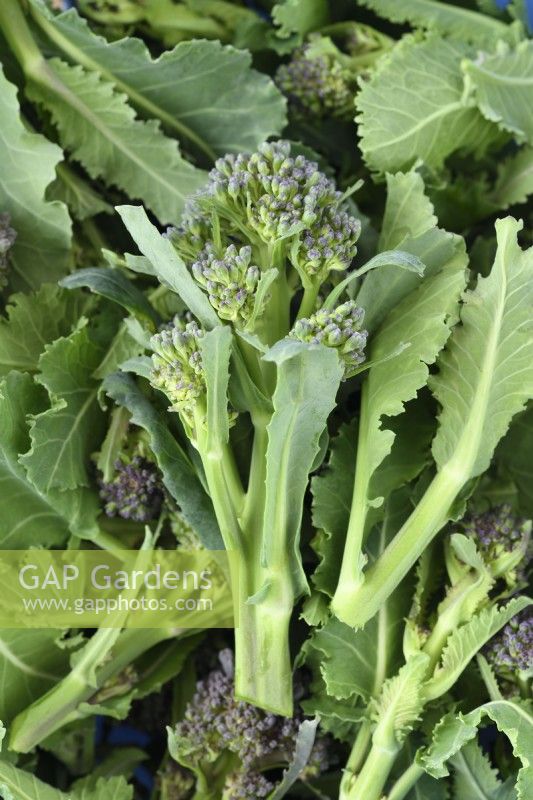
168, 650, 331, 799
290, 300, 367, 378
484, 608, 533, 692
173, 141, 360, 287
150, 315, 206, 420
191, 243, 261, 326
98, 454, 164, 523
275, 43, 354, 120
464, 504, 531, 585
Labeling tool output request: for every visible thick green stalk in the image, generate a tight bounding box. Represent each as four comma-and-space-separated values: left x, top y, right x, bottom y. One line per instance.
233, 573, 293, 716
340, 728, 400, 800
0, 0, 45, 77
237, 414, 294, 716
331, 382, 371, 619
196, 442, 244, 554
343, 721, 372, 778
333, 463, 463, 628
10, 625, 178, 752
386, 763, 426, 800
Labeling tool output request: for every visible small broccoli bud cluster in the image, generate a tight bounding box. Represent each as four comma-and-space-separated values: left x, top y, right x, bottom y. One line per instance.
290, 301, 367, 377
275, 45, 354, 120
0, 212, 16, 289
98, 455, 164, 522
485, 608, 533, 675
171, 650, 329, 799
171, 511, 203, 552
150, 316, 205, 418
192, 243, 260, 325
176, 141, 360, 284
223, 770, 274, 799
464, 505, 531, 583
156, 761, 195, 800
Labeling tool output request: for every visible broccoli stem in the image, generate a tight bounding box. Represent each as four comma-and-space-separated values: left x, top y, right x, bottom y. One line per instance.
340, 724, 400, 800
195, 411, 294, 714
331, 380, 372, 613
0, 0, 45, 79
332, 463, 463, 628
233, 582, 293, 716
386, 762, 426, 800
9, 625, 180, 752
344, 720, 372, 776
296, 281, 320, 320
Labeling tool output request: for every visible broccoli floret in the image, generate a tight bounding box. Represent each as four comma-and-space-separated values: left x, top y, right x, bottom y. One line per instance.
174, 141, 360, 283
150, 316, 206, 419
170, 650, 330, 800
0, 212, 16, 289
290, 301, 367, 377
191, 243, 261, 325
98, 454, 164, 522
464, 504, 531, 584
276, 44, 354, 120
485, 608, 533, 675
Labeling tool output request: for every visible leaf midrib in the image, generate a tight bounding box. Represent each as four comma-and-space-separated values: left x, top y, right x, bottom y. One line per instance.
30, 4, 217, 161
42, 59, 194, 205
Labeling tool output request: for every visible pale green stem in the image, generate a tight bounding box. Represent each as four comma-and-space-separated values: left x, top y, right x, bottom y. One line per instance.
385, 763, 426, 800
333, 464, 463, 628
10, 625, 179, 752
296, 282, 320, 320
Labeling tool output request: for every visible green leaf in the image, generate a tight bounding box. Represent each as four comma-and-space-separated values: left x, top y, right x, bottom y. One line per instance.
28, 58, 206, 224
363, 260, 465, 507
464, 42, 533, 145
421, 700, 532, 799
47, 161, 113, 220
497, 405, 533, 515
379, 171, 437, 252
103, 371, 222, 548
357, 171, 468, 334
272, 0, 328, 38
0, 284, 92, 377
368, 400, 435, 510
372, 653, 430, 741
261, 340, 343, 599
311, 419, 357, 598
0, 629, 70, 723
451, 740, 511, 800
0, 761, 133, 800
60, 268, 160, 327
491, 147, 533, 209
20, 323, 106, 492
29, 0, 286, 158
424, 596, 531, 701
332, 238, 465, 617
0, 65, 71, 292
72, 776, 133, 800
201, 326, 233, 452
430, 217, 533, 480
92, 322, 145, 381
332, 221, 533, 631
0, 371, 70, 548
357, 37, 497, 174
268, 718, 319, 800
116, 205, 219, 329
357, 0, 516, 47
326, 250, 424, 310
